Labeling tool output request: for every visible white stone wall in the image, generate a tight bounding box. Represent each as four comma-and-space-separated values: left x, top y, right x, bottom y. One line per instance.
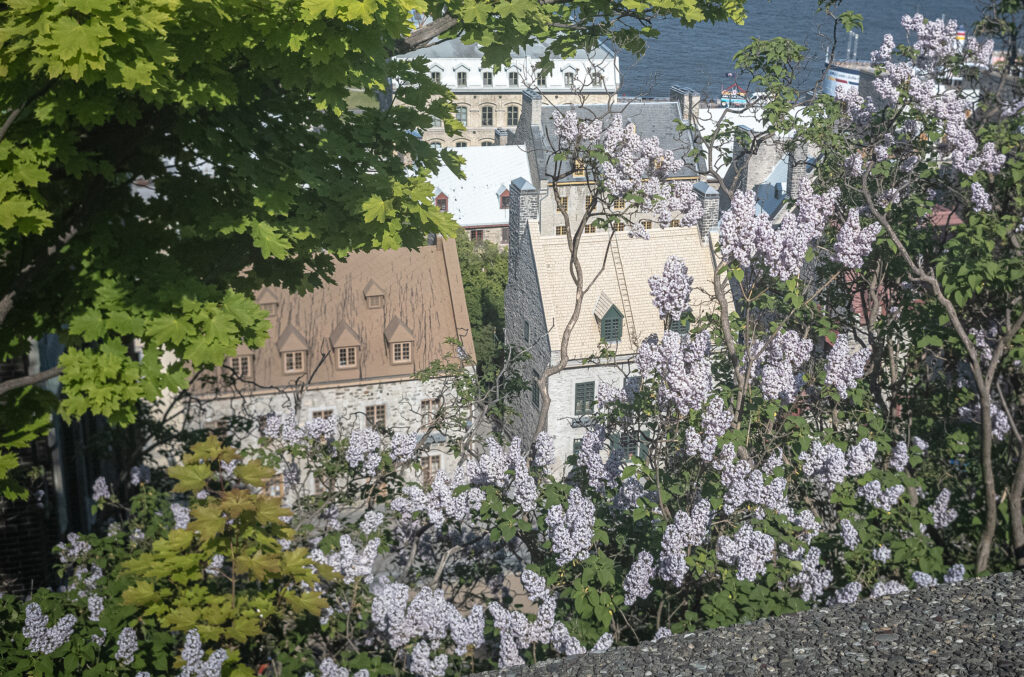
545, 361, 634, 471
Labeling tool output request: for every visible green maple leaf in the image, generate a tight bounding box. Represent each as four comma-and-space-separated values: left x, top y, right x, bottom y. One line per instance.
167, 464, 212, 493
234, 461, 275, 487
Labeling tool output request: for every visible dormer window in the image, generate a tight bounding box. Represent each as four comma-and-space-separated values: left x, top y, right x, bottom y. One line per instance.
508, 71, 519, 86
283, 350, 305, 373
436, 194, 448, 212
392, 341, 412, 363
457, 71, 467, 86
364, 280, 386, 309
563, 70, 575, 87
430, 70, 441, 83
367, 295, 383, 309
338, 346, 358, 368
483, 71, 493, 86
593, 292, 623, 342
259, 302, 277, 315
499, 189, 511, 209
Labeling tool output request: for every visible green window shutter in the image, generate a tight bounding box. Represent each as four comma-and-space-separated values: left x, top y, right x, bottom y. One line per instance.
599, 306, 623, 342
575, 381, 595, 415
668, 317, 689, 334
531, 369, 540, 407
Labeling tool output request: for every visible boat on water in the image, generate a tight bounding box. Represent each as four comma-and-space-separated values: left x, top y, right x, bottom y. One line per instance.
720, 82, 747, 108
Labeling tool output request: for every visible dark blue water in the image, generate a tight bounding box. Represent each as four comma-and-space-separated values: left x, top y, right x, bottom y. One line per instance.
619, 0, 985, 96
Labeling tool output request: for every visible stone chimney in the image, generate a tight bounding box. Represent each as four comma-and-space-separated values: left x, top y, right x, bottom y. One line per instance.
513, 89, 543, 145
693, 181, 720, 239
787, 144, 809, 200
494, 128, 512, 146
509, 177, 538, 240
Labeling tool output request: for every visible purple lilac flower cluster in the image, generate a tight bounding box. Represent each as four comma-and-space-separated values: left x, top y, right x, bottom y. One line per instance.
928, 488, 958, 528
789, 546, 833, 602
115, 626, 138, 665
129, 464, 151, 486
839, 519, 859, 549
22, 603, 76, 654
178, 628, 228, 677
658, 498, 712, 586
204, 554, 225, 576
648, 256, 693, 320
359, 511, 384, 534
576, 429, 625, 492
958, 401, 1011, 441
346, 429, 383, 474
623, 551, 654, 606
56, 532, 92, 566
684, 396, 732, 462
409, 641, 448, 677
551, 111, 703, 238
304, 657, 368, 677
870, 580, 910, 598
637, 329, 713, 415
389, 432, 419, 464
170, 503, 191, 531
799, 438, 876, 492
828, 581, 863, 605
546, 487, 596, 566
532, 432, 557, 467
716, 524, 776, 582
747, 330, 812, 402
91, 477, 111, 503
825, 334, 870, 399
391, 471, 485, 527
370, 580, 485, 663
857, 480, 905, 511
86, 594, 104, 622
832, 208, 881, 268
873, 545, 892, 563
889, 441, 910, 472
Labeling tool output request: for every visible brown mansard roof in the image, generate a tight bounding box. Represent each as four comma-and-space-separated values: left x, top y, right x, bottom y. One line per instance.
196, 237, 475, 395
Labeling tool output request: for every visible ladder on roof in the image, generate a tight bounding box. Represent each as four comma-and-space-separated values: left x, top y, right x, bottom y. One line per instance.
610, 238, 634, 341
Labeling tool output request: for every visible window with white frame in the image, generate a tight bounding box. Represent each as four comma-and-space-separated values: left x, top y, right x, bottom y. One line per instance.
338, 346, 357, 368
283, 350, 305, 373
392, 341, 412, 363
226, 355, 252, 378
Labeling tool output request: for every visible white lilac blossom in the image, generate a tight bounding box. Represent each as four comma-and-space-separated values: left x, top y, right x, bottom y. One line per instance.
825, 335, 870, 399
130, 528, 145, 544
969, 327, 995, 364
789, 546, 833, 602
371, 579, 483, 657
971, 182, 992, 212
857, 480, 905, 510
944, 563, 966, 584
912, 571, 937, 588
716, 524, 776, 582
799, 440, 862, 492
890, 441, 910, 472
86, 594, 104, 622
532, 432, 556, 467
91, 476, 111, 503
637, 329, 713, 415
550, 111, 703, 237
576, 429, 624, 492
846, 439, 877, 476
319, 606, 335, 627
178, 628, 228, 677
69, 564, 103, 598
658, 498, 712, 586
648, 256, 693, 320
129, 465, 151, 486
873, 545, 892, 563
310, 536, 379, 584
652, 627, 673, 642
839, 519, 859, 550
449, 605, 485, 655
263, 414, 304, 445
346, 429, 383, 474
488, 603, 529, 667
719, 190, 774, 269
389, 433, 419, 464
591, 633, 614, 653
623, 551, 655, 606
408, 641, 448, 677
204, 554, 225, 576
56, 532, 92, 565
309, 657, 366, 677
22, 603, 76, 654
832, 208, 881, 268
305, 415, 338, 441
829, 581, 863, 605
870, 580, 910, 598
359, 510, 384, 534
789, 509, 821, 542
546, 487, 596, 566
958, 401, 1011, 441
684, 397, 732, 462
391, 469, 485, 527
747, 330, 812, 402
170, 503, 191, 531
928, 488, 958, 528
115, 626, 138, 665
911, 436, 929, 452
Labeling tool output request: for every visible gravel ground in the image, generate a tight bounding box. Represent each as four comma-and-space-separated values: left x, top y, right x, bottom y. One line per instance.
479, 570, 1024, 676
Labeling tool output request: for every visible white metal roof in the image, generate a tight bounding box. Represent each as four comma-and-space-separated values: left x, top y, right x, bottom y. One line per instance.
430, 145, 532, 228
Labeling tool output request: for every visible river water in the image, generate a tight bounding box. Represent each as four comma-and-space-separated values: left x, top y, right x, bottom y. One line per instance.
618, 0, 986, 96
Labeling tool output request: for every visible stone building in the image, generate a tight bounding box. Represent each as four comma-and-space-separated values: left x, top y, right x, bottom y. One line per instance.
186, 238, 476, 483
396, 40, 619, 148
503, 93, 726, 468
428, 144, 532, 247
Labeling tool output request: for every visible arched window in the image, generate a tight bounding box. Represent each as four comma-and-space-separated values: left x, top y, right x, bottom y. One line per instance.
481, 105, 494, 126
455, 141, 468, 148
429, 141, 441, 151
481, 141, 494, 147
506, 105, 520, 126
456, 106, 468, 125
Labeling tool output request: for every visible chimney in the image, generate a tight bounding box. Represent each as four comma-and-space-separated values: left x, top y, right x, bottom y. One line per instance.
494, 129, 512, 146
669, 86, 701, 126
509, 177, 538, 241
516, 89, 543, 141
787, 144, 809, 200
693, 181, 720, 240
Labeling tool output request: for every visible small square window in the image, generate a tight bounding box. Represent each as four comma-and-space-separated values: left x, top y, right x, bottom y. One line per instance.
259, 302, 278, 315
311, 409, 334, 420
267, 474, 285, 498
366, 404, 386, 428
555, 224, 567, 236
500, 194, 511, 209
573, 159, 586, 177
227, 355, 252, 378
455, 141, 468, 148
601, 315, 622, 342
613, 222, 625, 232
613, 198, 625, 209
481, 106, 494, 126
557, 195, 568, 212
470, 229, 484, 242
338, 346, 357, 368
483, 71, 493, 86
575, 381, 595, 415
392, 341, 412, 363
420, 397, 441, 429
456, 71, 467, 86
671, 219, 680, 227
367, 295, 384, 309
583, 223, 596, 234
283, 350, 305, 373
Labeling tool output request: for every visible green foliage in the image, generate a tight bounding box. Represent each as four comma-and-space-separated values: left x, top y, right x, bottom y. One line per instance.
455, 229, 508, 374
